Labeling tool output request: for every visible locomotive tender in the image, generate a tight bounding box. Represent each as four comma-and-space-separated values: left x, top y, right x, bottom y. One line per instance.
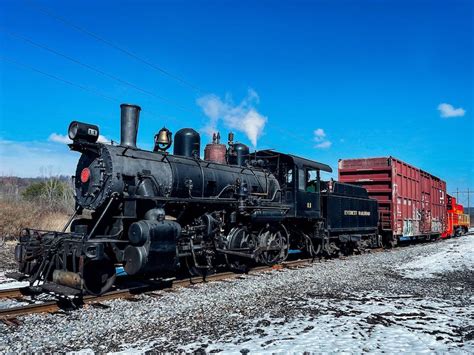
14, 104, 379, 295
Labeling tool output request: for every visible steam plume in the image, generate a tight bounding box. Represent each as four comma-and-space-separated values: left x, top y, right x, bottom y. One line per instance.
197, 89, 267, 147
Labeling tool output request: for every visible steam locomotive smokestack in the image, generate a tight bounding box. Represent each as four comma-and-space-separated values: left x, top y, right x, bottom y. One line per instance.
120, 103, 141, 148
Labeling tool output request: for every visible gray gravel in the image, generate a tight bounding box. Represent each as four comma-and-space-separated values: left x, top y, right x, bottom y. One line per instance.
0, 241, 16, 273
0, 237, 473, 353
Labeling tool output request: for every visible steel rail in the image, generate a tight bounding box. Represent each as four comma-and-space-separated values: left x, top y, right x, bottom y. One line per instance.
0, 288, 26, 299
0, 287, 147, 320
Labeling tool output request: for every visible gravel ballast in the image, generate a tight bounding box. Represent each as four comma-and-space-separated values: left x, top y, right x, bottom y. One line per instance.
0, 241, 17, 273
1, 236, 473, 353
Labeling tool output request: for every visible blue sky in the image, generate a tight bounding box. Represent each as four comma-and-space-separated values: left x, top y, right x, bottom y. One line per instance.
0, 0, 472, 195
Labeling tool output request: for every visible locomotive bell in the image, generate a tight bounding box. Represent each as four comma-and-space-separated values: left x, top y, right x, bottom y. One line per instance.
154, 127, 172, 152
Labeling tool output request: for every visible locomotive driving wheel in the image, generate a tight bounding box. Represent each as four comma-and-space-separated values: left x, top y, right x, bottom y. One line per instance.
257, 224, 289, 266
225, 227, 256, 271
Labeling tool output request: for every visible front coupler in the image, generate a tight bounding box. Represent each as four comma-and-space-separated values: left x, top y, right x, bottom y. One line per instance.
13, 228, 115, 295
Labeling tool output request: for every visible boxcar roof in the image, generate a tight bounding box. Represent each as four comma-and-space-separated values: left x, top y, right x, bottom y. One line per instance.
257, 150, 332, 172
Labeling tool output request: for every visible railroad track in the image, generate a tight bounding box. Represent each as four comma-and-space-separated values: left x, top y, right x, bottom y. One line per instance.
0, 236, 466, 324
0, 258, 316, 323
0, 288, 25, 299
0, 247, 393, 323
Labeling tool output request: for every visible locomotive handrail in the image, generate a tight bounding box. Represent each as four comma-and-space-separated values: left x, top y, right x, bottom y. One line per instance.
259, 188, 282, 203
215, 184, 236, 198
84, 193, 118, 241
246, 166, 268, 195
188, 184, 236, 200
61, 205, 83, 232
123, 195, 237, 203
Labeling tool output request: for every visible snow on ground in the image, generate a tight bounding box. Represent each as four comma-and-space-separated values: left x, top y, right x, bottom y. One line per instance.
0, 272, 30, 309
0, 280, 28, 290
1, 236, 473, 353
0, 272, 29, 290
181, 293, 473, 353
0, 272, 50, 310
399, 235, 474, 278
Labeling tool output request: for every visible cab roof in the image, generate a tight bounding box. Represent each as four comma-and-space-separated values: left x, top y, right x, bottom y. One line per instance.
256, 150, 333, 173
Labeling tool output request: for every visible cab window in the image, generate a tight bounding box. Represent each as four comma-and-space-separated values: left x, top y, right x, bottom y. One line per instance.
286, 168, 293, 184
298, 169, 306, 190
298, 168, 319, 192
306, 169, 318, 193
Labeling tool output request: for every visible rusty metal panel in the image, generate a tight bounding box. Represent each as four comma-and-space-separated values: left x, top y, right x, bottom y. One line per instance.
204, 143, 227, 164
338, 157, 446, 238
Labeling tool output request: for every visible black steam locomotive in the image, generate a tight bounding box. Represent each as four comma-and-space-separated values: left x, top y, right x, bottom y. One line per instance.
14, 104, 379, 295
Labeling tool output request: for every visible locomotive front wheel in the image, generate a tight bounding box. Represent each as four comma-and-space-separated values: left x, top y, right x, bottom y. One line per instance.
82, 259, 116, 295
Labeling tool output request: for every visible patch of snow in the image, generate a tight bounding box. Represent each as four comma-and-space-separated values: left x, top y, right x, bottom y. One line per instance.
398, 236, 474, 279
67, 349, 95, 355
0, 281, 29, 290
0, 272, 28, 290
180, 293, 473, 353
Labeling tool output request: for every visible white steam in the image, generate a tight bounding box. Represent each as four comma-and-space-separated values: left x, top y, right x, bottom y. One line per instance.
197, 89, 267, 147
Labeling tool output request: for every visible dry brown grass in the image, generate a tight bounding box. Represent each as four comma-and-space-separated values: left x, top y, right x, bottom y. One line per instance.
0, 200, 70, 239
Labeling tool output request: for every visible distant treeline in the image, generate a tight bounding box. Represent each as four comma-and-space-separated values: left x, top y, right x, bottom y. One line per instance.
0, 176, 74, 238
0, 175, 74, 213
0, 176, 71, 197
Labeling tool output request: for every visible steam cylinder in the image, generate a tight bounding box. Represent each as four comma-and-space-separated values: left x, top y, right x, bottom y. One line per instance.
124, 220, 181, 276
173, 128, 200, 158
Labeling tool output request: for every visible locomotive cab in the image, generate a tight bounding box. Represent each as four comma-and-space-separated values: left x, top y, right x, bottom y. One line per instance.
255, 150, 332, 219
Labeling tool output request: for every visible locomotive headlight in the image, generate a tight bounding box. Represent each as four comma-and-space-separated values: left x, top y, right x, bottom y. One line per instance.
68, 121, 100, 143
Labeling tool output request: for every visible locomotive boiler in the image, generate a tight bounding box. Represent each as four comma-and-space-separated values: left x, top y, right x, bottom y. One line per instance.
13, 103, 379, 295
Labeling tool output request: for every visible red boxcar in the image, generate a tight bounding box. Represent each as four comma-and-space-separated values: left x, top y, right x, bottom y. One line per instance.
338, 157, 447, 246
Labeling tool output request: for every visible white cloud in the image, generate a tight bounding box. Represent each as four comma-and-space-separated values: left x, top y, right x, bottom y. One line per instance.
314, 128, 326, 139
48, 133, 71, 144
0, 139, 77, 177
98, 135, 110, 143
315, 140, 332, 149
437, 103, 466, 118
313, 128, 332, 149
48, 133, 109, 144
197, 89, 267, 147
